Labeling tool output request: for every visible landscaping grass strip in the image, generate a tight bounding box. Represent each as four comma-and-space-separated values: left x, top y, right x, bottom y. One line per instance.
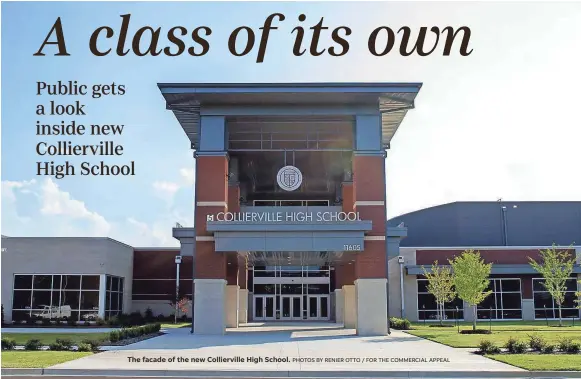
486, 353, 581, 371
1, 333, 109, 346
1, 351, 93, 368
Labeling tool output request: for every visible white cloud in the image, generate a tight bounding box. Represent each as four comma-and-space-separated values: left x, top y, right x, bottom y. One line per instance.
152, 181, 181, 203
39, 179, 111, 235
179, 167, 195, 186
150, 167, 194, 205
1, 177, 181, 247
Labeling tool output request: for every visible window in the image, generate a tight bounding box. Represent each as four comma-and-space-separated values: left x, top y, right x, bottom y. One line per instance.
533, 278, 579, 319
252, 200, 330, 206
105, 275, 124, 319
11, 274, 101, 322
477, 278, 522, 320
417, 279, 464, 320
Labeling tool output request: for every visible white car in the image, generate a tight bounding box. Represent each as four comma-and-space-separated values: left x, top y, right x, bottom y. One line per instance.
32, 305, 72, 319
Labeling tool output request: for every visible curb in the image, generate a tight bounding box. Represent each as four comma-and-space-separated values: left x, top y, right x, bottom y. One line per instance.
2, 369, 581, 378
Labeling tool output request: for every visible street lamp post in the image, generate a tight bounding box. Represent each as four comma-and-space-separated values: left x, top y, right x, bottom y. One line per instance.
175, 255, 182, 324
499, 203, 518, 246
398, 256, 405, 318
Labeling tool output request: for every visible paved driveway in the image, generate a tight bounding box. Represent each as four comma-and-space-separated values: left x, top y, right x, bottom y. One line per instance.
49, 323, 522, 373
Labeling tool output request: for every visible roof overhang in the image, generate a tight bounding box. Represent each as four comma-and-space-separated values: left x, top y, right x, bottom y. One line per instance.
207, 220, 372, 252
158, 82, 422, 149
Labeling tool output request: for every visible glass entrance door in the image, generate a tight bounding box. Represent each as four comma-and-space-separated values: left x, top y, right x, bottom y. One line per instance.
307, 295, 330, 320
254, 295, 276, 321
280, 296, 302, 320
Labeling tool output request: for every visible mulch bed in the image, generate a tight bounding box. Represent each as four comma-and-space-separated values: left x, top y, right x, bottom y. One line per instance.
105, 332, 165, 346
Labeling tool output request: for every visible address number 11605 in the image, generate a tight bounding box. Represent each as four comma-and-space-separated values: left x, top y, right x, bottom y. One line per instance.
343, 244, 362, 251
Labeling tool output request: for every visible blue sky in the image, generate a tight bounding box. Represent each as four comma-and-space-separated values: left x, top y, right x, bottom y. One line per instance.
2, 2, 581, 246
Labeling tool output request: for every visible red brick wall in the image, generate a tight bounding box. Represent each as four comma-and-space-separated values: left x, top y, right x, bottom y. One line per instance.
133, 250, 190, 279
342, 183, 354, 212
132, 250, 193, 300
335, 262, 356, 287
353, 155, 386, 279
194, 155, 228, 279
195, 241, 226, 279
195, 156, 228, 202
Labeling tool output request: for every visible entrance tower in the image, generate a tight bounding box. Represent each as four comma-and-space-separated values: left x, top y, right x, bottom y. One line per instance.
159, 83, 421, 335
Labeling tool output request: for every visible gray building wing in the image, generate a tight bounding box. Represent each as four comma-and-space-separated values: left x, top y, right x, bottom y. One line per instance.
388, 201, 581, 247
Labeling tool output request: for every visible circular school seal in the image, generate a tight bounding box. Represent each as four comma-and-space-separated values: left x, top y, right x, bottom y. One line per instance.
276, 165, 303, 191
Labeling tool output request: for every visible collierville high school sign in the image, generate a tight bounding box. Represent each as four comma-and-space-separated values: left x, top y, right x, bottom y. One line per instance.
206, 211, 361, 223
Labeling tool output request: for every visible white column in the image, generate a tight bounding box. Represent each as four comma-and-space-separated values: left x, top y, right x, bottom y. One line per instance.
334, 289, 344, 324
194, 279, 227, 334
239, 289, 249, 324
355, 278, 388, 336
343, 285, 356, 329
225, 285, 240, 328
522, 299, 535, 321
463, 301, 474, 322
98, 274, 107, 319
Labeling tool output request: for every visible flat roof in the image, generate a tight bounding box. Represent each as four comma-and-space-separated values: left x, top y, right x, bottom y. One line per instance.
158, 82, 422, 149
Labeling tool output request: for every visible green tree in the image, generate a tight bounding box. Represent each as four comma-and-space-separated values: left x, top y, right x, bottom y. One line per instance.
529, 244, 574, 327
422, 261, 456, 325
449, 250, 492, 331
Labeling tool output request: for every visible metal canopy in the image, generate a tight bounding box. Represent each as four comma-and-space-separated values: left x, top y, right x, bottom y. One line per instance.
239, 251, 348, 266
158, 82, 422, 149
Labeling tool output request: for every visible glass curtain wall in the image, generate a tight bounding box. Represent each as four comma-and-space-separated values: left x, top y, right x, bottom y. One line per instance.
417, 279, 464, 320
533, 278, 579, 319
12, 274, 100, 322
252, 266, 330, 320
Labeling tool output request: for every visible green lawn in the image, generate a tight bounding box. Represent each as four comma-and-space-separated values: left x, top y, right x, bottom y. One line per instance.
486, 354, 581, 371
406, 321, 581, 348
1, 351, 93, 368
1, 333, 109, 345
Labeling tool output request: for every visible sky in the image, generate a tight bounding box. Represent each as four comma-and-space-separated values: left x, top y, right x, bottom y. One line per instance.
1, 2, 580, 247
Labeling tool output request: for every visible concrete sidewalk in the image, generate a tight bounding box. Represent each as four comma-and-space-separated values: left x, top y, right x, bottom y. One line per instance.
48, 325, 522, 373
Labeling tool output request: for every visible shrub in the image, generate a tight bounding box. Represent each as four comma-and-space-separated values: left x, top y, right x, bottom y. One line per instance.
56, 338, 73, 349
528, 334, 546, 352
49, 342, 69, 351
389, 317, 411, 330
558, 337, 580, 353
460, 329, 491, 334
95, 317, 106, 326
1, 304, 4, 325
1, 338, 16, 350
505, 337, 527, 354
24, 339, 42, 351
478, 339, 501, 354
66, 317, 76, 326
542, 344, 556, 354
81, 339, 101, 351
77, 343, 92, 352
42, 318, 51, 326
128, 311, 144, 326
109, 330, 120, 342
144, 308, 154, 322
108, 315, 119, 326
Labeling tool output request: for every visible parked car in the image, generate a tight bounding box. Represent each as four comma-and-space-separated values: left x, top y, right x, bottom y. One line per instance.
31, 305, 72, 319
82, 312, 99, 321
